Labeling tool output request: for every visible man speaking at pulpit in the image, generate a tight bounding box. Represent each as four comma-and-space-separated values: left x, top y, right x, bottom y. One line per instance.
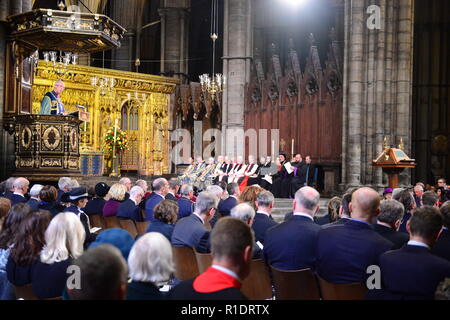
39, 80, 68, 115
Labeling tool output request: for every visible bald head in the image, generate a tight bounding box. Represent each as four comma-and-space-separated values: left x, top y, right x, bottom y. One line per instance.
350, 187, 381, 221
294, 186, 320, 216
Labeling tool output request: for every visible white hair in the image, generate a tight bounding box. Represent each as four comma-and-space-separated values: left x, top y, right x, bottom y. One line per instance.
130, 186, 144, 197
58, 177, 72, 190
205, 185, 223, 199
135, 179, 147, 189
29, 184, 44, 197
119, 177, 132, 185
40, 212, 85, 264
195, 191, 219, 214
54, 80, 64, 86
69, 179, 80, 188
12, 177, 29, 190
128, 232, 174, 285
231, 202, 255, 222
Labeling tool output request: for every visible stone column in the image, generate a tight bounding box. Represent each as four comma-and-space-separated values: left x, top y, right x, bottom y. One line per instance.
158, 1, 190, 78
341, 0, 414, 190
221, 0, 252, 159
110, 0, 145, 71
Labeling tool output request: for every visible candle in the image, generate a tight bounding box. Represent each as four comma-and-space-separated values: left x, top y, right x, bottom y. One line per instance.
271, 139, 275, 159
291, 139, 294, 158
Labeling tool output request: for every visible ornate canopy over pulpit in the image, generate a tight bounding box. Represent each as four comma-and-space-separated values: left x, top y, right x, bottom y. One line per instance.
11, 114, 82, 180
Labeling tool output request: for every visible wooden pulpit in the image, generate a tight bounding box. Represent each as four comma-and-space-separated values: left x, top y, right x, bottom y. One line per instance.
11, 114, 88, 180
372, 147, 416, 189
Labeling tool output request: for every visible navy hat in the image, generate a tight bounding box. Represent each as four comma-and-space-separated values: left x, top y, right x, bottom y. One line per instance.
95, 182, 110, 198
89, 228, 135, 260
69, 187, 88, 201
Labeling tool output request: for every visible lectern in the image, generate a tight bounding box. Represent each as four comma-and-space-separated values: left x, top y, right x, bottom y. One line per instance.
11, 114, 87, 180
372, 147, 416, 189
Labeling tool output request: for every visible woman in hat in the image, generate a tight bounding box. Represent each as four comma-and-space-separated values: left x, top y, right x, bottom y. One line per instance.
65, 187, 96, 246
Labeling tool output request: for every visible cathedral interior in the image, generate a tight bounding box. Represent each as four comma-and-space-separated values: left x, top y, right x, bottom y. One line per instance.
0, 0, 448, 192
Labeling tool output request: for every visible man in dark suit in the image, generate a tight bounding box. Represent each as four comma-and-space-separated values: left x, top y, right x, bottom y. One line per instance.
1, 177, 15, 199
57, 177, 73, 204
169, 217, 252, 300
368, 206, 450, 300
297, 155, 317, 188
171, 191, 218, 252
26, 184, 43, 210
413, 185, 423, 207
218, 183, 239, 217
8, 177, 29, 205
165, 178, 180, 202
393, 189, 416, 233
432, 201, 450, 261
422, 190, 439, 207
230, 202, 263, 259
177, 184, 195, 220
373, 199, 409, 249
252, 190, 278, 244
316, 187, 393, 284
264, 186, 322, 270
117, 186, 144, 222
145, 178, 169, 222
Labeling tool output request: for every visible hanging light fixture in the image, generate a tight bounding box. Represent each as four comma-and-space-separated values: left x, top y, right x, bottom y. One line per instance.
199, 0, 225, 102
91, 51, 115, 96
40, 50, 78, 77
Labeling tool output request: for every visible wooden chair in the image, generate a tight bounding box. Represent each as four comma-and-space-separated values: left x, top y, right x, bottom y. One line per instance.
118, 219, 138, 238
270, 266, 321, 300
103, 216, 121, 229
241, 259, 273, 300
135, 221, 151, 235
89, 214, 105, 229
172, 246, 200, 280
14, 284, 37, 300
317, 276, 368, 300
194, 250, 212, 273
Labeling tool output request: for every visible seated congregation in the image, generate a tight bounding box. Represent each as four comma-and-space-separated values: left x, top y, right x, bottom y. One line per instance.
0, 175, 449, 300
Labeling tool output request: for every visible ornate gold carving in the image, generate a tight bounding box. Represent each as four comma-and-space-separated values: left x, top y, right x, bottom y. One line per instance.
41, 158, 62, 167
20, 126, 32, 150
70, 128, 78, 151
19, 158, 35, 167
42, 126, 62, 151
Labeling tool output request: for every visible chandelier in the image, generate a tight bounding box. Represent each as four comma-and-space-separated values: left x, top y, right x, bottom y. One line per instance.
91, 76, 115, 96
35, 50, 78, 77
199, 0, 225, 102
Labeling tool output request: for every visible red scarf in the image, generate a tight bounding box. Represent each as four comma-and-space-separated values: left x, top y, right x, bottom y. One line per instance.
193, 267, 241, 293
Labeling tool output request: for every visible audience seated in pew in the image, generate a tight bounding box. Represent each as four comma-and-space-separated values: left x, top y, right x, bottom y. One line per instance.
169, 217, 252, 300
117, 186, 145, 222
230, 203, 263, 259
252, 190, 278, 245
177, 184, 195, 220
67, 244, 128, 300
145, 178, 169, 222
84, 182, 109, 216
103, 183, 127, 218
373, 199, 409, 249
264, 187, 322, 271
146, 200, 178, 241
432, 201, 450, 261
127, 232, 174, 300
33, 211, 85, 299
171, 191, 217, 253
37, 186, 63, 217
367, 206, 450, 300
316, 187, 394, 284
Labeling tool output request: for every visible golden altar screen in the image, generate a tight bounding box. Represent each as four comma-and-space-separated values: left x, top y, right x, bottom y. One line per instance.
31, 61, 178, 175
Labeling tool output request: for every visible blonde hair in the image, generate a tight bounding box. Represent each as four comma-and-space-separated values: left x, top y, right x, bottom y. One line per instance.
40, 212, 85, 264
107, 183, 127, 201
128, 233, 174, 285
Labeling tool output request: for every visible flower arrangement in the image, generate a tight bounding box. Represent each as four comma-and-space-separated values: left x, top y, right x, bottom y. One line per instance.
104, 126, 128, 154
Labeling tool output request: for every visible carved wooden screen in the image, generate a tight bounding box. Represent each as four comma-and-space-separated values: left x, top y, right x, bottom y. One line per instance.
120, 100, 139, 171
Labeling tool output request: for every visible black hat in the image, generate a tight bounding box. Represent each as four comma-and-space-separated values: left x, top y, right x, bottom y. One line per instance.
69, 187, 88, 201
95, 182, 110, 197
